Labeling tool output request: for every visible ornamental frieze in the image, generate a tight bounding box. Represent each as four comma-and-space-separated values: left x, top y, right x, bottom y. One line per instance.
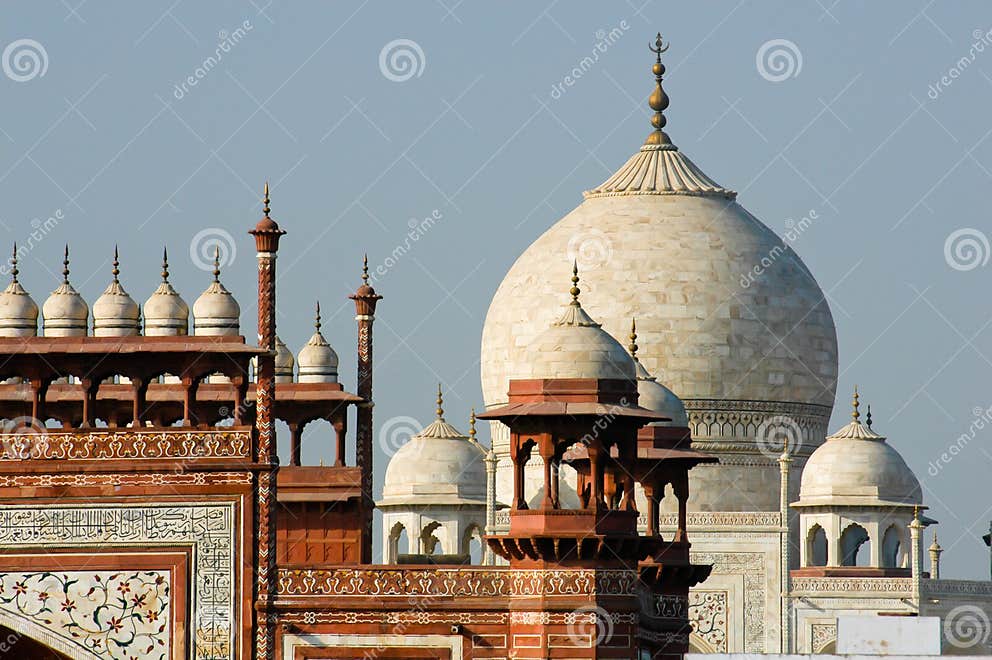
276, 568, 638, 598
0, 429, 250, 461
791, 577, 912, 594
0, 471, 252, 489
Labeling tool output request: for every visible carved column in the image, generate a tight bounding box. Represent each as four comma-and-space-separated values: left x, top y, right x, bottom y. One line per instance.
484, 448, 497, 565
779, 446, 792, 653
349, 257, 381, 565
249, 184, 285, 660
288, 422, 301, 466
333, 415, 346, 467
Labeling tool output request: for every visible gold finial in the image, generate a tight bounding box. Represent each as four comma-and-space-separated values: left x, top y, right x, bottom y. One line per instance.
866, 404, 873, 429
212, 246, 221, 283
629, 317, 638, 357
10, 243, 17, 284
361, 253, 369, 285
436, 383, 444, 420
161, 246, 170, 283
851, 385, 860, 422
645, 32, 671, 146
469, 407, 477, 441
314, 301, 322, 333
569, 261, 581, 304
112, 245, 120, 283
62, 244, 70, 284
263, 181, 271, 217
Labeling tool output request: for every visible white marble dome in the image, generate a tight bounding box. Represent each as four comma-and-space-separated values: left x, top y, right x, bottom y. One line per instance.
92, 252, 140, 337
144, 250, 189, 336
635, 358, 687, 427
297, 304, 338, 383
192, 261, 240, 336
799, 407, 921, 507
481, 85, 839, 512
522, 277, 635, 382
43, 249, 88, 337
0, 256, 38, 337
380, 402, 486, 507
274, 336, 294, 383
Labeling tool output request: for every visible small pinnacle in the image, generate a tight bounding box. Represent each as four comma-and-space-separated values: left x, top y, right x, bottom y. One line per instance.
436, 383, 444, 420
628, 317, 638, 357
161, 247, 170, 283
646, 31, 671, 145
361, 253, 369, 285
62, 244, 70, 284
10, 243, 17, 283
212, 246, 221, 283
865, 404, 873, 429
314, 301, 322, 333
569, 261, 581, 304
469, 408, 477, 441
851, 385, 860, 422
112, 245, 120, 283
262, 181, 271, 217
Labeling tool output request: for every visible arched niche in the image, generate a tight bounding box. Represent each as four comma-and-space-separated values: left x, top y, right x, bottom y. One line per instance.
806, 524, 827, 567
840, 522, 871, 567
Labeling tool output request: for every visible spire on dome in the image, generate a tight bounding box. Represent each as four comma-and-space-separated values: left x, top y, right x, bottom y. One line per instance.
866, 404, 873, 429
362, 253, 370, 285
62, 244, 70, 284
0, 241, 38, 338
112, 245, 120, 283
436, 383, 445, 420
852, 385, 860, 422
468, 407, 477, 441
212, 246, 221, 283
263, 181, 271, 217
314, 301, 322, 333
569, 261, 580, 305
646, 32, 671, 146
628, 317, 638, 357
161, 247, 170, 283
825, 386, 884, 441
10, 243, 18, 284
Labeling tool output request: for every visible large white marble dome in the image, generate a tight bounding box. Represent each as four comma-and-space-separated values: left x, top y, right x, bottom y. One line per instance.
481, 78, 838, 513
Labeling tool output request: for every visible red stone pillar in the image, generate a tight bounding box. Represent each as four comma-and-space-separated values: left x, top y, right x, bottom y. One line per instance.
249, 183, 285, 660
349, 256, 381, 565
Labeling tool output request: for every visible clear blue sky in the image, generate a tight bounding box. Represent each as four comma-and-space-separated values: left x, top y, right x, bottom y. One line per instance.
4, 1, 992, 577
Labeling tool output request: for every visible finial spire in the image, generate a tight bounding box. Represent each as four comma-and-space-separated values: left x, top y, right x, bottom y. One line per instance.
866, 404, 873, 429
314, 301, 322, 333
569, 261, 581, 305
629, 317, 638, 357
10, 243, 17, 284
262, 181, 270, 217
212, 246, 221, 283
469, 407, 477, 442
112, 245, 120, 283
851, 385, 860, 422
436, 383, 444, 420
62, 244, 70, 284
646, 32, 671, 146
161, 246, 170, 283
361, 253, 369, 285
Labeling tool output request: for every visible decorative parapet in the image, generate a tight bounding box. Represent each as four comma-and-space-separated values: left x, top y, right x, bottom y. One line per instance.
0, 428, 251, 461
684, 399, 831, 459
790, 576, 912, 596
276, 567, 638, 598
924, 579, 992, 596
496, 510, 783, 531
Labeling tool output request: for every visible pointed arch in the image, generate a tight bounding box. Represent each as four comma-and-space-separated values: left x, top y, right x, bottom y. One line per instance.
0, 609, 100, 660
881, 523, 902, 568
840, 522, 871, 567
806, 523, 827, 567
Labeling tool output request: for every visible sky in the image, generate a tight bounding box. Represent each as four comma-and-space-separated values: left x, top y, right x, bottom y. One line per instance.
3, 1, 992, 578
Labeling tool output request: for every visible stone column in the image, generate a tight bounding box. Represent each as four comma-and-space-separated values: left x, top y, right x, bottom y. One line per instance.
779, 446, 792, 653
484, 448, 497, 565
349, 256, 381, 565
249, 184, 285, 660
909, 508, 924, 610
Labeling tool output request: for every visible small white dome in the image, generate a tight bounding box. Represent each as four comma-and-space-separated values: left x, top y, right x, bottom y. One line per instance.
297, 303, 338, 383
43, 248, 88, 337
144, 249, 188, 336
92, 252, 140, 337
192, 259, 240, 336
0, 254, 38, 338
636, 359, 688, 426
379, 392, 487, 507
520, 273, 635, 382
274, 336, 294, 383
799, 398, 921, 507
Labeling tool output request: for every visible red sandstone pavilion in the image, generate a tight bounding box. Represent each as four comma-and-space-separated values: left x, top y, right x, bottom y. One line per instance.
0, 38, 716, 660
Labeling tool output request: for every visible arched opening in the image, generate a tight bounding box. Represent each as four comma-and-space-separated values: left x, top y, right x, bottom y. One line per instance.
840, 523, 871, 567
420, 521, 443, 555
882, 524, 902, 568
806, 524, 827, 567
463, 524, 484, 564
387, 521, 408, 563
0, 621, 81, 659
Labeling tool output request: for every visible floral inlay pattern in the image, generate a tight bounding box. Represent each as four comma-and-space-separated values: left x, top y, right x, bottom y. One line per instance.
0, 570, 170, 659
